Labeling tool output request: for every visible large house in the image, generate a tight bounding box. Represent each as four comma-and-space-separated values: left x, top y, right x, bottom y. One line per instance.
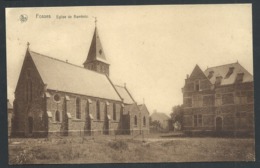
11, 26, 150, 137
182, 62, 254, 134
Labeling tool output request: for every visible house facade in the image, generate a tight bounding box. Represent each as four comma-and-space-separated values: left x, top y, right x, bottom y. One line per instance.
182, 63, 254, 134
11, 26, 149, 137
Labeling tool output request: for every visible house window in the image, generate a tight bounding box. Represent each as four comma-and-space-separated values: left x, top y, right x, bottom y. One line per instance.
184, 98, 192, 107
195, 80, 200, 91
76, 98, 81, 119
55, 110, 60, 122
143, 116, 146, 126
96, 100, 100, 120
86, 101, 89, 116
222, 93, 234, 105
203, 95, 214, 107
194, 114, 202, 127
236, 73, 244, 83
113, 103, 116, 120
134, 115, 137, 126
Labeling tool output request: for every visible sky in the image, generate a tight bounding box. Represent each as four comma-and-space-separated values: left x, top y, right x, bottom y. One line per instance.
6, 4, 253, 115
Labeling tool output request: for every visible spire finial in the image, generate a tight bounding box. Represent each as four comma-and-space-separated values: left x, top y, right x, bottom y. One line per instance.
27, 42, 30, 48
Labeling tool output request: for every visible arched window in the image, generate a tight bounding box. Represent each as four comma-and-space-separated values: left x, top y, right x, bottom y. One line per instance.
134, 115, 137, 126
55, 110, 60, 122
143, 116, 146, 126
76, 98, 81, 119
96, 100, 100, 120
113, 103, 116, 120
85, 101, 89, 116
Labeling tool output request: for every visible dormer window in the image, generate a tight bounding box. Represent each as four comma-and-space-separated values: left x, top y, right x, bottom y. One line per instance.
225, 67, 234, 79
208, 71, 214, 79
236, 72, 244, 83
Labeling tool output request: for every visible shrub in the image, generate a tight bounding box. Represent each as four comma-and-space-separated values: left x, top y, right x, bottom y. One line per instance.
108, 140, 128, 151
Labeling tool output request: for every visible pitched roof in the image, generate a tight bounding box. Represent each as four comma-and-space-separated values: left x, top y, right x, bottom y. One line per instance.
204, 62, 253, 86
123, 103, 139, 115
83, 27, 109, 65
114, 85, 135, 104
138, 104, 149, 115
29, 50, 121, 101
150, 112, 170, 122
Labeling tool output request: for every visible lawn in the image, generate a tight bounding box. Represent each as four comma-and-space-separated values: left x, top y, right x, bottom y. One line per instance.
8, 135, 255, 164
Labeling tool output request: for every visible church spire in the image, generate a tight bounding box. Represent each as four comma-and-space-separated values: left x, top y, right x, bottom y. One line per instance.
83, 18, 110, 76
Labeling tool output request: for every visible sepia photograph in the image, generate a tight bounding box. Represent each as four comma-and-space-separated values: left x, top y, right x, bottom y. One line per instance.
6, 4, 255, 164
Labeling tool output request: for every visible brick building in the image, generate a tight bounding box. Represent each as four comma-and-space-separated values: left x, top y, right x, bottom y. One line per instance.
182, 62, 254, 134
11, 26, 149, 137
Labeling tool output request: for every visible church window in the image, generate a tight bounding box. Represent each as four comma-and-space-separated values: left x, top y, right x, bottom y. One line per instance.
96, 100, 100, 120
54, 94, 61, 102
134, 115, 137, 126
113, 103, 116, 120
76, 98, 81, 119
26, 80, 32, 102
55, 110, 60, 122
143, 116, 146, 126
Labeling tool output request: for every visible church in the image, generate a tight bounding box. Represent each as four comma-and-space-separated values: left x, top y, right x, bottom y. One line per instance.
11, 25, 150, 137
182, 63, 254, 135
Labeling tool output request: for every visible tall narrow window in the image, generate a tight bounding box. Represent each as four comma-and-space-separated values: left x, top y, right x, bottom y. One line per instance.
134, 115, 137, 126
113, 103, 116, 120
76, 98, 81, 119
96, 100, 100, 120
55, 110, 60, 122
195, 80, 200, 91
27, 80, 32, 102
143, 116, 146, 126
86, 101, 89, 116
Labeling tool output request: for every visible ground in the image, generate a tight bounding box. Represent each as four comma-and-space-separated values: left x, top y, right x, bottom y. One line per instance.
8, 133, 255, 164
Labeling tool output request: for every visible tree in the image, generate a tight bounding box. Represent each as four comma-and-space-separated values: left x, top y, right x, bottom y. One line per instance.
170, 105, 184, 126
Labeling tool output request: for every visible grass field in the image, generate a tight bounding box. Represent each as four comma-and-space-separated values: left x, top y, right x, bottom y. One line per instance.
9, 134, 255, 164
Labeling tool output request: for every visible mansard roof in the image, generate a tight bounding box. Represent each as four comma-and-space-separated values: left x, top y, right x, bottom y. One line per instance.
114, 85, 135, 104
83, 27, 109, 65
204, 62, 253, 85
29, 50, 121, 101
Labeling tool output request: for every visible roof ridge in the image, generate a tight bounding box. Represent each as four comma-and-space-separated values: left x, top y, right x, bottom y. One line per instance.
29, 50, 106, 76
114, 84, 125, 88
205, 62, 238, 71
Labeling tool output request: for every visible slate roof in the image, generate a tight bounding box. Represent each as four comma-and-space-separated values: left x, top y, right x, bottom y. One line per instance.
29, 50, 121, 101
204, 62, 253, 86
83, 27, 109, 65
114, 85, 135, 104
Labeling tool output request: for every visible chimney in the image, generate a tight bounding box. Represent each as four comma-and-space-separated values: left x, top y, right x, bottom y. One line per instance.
215, 76, 223, 86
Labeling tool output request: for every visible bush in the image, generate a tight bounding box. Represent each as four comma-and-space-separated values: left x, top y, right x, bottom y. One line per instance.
108, 140, 128, 151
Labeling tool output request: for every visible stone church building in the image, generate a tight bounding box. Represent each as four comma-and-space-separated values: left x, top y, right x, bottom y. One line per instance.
182, 63, 254, 134
11, 26, 150, 137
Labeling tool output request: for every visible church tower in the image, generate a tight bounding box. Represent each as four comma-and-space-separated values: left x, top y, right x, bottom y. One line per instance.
83, 21, 110, 76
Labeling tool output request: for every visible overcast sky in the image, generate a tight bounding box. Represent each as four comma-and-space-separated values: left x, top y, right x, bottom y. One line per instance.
6, 4, 253, 115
